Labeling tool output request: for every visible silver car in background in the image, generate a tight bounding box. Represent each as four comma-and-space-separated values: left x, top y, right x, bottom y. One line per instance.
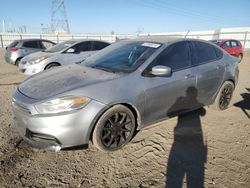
12, 37, 239, 151
4, 39, 55, 65
18, 39, 110, 76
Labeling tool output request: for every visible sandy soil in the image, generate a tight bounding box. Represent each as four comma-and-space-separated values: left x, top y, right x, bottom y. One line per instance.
0, 49, 249, 188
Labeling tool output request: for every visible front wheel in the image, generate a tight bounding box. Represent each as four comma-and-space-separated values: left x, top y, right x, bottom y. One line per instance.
92, 105, 136, 151
212, 81, 234, 110
45, 63, 60, 70
15, 58, 22, 66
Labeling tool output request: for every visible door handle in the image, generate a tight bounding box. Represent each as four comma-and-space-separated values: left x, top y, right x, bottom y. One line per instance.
185, 74, 194, 79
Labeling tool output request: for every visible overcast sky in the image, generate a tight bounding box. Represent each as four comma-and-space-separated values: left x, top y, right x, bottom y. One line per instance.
1, 0, 250, 34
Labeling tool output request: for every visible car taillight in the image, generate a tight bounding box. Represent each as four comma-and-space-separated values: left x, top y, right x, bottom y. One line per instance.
9, 47, 17, 52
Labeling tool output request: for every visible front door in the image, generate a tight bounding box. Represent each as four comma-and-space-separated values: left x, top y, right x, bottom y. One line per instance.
142, 41, 196, 126
60, 41, 93, 65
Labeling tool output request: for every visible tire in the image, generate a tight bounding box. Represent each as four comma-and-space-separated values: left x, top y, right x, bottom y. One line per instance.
92, 105, 136, 151
45, 63, 60, 70
212, 81, 235, 110
238, 54, 243, 63
15, 58, 22, 66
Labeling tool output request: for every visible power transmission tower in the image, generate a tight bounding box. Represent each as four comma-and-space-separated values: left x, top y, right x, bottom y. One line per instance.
51, 0, 70, 33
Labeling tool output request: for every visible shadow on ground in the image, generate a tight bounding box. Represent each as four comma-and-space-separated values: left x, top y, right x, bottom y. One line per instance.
234, 88, 250, 119
166, 87, 207, 188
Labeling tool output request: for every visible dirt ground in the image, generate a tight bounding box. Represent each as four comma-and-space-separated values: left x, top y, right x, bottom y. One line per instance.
0, 49, 249, 188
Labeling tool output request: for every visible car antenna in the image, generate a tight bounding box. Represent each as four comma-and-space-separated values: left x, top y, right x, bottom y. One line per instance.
184, 30, 190, 38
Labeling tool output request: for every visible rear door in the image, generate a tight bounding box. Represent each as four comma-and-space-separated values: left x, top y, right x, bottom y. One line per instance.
143, 41, 196, 126
190, 41, 225, 105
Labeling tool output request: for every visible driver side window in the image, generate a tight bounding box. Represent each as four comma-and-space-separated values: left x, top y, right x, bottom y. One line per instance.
72, 42, 91, 53
153, 41, 191, 71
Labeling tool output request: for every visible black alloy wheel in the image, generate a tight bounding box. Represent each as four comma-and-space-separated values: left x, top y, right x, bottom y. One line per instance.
218, 83, 234, 110
92, 105, 136, 151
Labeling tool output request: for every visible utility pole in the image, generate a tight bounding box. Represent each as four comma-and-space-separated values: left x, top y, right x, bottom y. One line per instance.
51, 0, 70, 34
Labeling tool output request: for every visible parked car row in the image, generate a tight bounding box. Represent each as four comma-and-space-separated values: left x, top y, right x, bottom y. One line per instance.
5, 39, 56, 65
5, 38, 110, 76
4, 38, 243, 77
19, 39, 110, 76
11, 37, 239, 151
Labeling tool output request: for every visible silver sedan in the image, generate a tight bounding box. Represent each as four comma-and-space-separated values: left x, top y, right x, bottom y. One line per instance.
12, 37, 239, 151
18, 39, 110, 76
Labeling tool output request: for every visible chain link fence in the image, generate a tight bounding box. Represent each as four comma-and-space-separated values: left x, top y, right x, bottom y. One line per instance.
139, 29, 250, 49
0, 33, 118, 48
1, 28, 250, 49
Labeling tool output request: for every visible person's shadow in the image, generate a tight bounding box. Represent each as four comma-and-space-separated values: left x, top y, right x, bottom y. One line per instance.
166, 87, 207, 188
234, 88, 250, 119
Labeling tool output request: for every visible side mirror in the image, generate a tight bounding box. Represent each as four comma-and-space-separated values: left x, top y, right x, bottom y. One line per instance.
66, 48, 75, 53
151, 65, 172, 76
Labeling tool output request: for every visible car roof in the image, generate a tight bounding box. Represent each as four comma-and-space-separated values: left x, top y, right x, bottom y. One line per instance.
13, 38, 53, 42
210, 39, 240, 43
63, 39, 110, 43
123, 36, 211, 44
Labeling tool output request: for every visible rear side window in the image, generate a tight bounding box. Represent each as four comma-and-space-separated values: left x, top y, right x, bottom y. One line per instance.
41, 41, 55, 49
22, 41, 40, 48
153, 41, 190, 71
92, 42, 110, 50
236, 41, 241, 46
73, 42, 91, 52
214, 46, 223, 59
191, 41, 218, 65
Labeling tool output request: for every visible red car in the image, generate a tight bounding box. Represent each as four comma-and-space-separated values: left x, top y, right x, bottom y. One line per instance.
210, 39, 243, 62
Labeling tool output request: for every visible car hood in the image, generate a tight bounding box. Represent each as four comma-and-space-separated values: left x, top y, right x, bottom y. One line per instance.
18, 64, 120, 100
23, 51, 56, 61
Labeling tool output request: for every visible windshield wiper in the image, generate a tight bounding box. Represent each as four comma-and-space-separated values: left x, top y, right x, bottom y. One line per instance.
90, 65, 116, 73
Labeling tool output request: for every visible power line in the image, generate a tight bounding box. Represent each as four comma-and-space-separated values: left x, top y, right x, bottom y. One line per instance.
131, 0, 238, 27
154, 0, 241, 24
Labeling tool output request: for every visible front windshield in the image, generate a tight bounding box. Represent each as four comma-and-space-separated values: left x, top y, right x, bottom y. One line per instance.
45, 40, 76, 53
83, 41, 161, 73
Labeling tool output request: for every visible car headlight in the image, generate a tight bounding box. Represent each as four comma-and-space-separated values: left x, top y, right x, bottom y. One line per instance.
29, 56, 49, 65
35, 96, 90, 114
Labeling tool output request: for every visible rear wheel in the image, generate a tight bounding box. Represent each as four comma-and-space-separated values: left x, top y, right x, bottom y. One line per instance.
45, 63, 60, 70
238, 54, 243, 63
212, 81, 234, 110
92, 105, 136, 151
